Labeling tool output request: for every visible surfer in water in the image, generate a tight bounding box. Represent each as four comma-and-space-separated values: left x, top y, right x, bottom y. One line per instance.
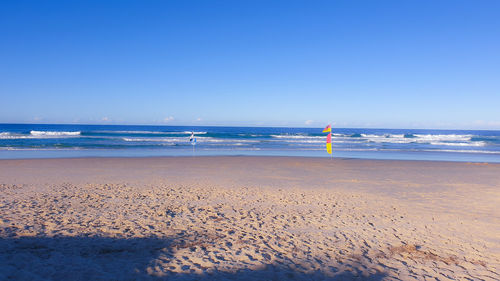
190, 131, 194, 142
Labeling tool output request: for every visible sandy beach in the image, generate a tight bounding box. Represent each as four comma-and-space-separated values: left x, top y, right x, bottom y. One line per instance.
0, 156, 499, 280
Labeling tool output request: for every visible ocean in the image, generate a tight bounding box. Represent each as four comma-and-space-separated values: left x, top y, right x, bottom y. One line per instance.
1, 124, 499, 162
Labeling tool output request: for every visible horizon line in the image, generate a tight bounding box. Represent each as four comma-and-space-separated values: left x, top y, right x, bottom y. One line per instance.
1, 122, 499, 132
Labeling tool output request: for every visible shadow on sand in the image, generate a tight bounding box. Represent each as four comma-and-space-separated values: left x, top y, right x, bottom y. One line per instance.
0, 235, 388, 281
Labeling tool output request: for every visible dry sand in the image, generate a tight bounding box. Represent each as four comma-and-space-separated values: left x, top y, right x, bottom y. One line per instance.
0, 156, 499, 280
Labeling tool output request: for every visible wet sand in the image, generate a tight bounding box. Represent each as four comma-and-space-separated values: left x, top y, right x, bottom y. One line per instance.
0, 157, 499, 280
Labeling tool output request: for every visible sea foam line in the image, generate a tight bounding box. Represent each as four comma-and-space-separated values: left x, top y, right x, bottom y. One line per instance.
271, 135, 325, 139
30, 130, 81, 136
121, 137, 258, 143
91, 130, 207, 135
0, 131, 81, 139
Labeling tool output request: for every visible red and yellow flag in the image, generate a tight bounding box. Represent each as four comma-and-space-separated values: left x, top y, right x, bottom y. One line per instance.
323, 124, 332, 154
326, 132, 332, 154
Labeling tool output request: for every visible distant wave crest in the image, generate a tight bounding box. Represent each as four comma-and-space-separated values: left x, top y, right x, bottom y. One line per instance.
0, 131, 81, 139
90, 130, 207, 135
30, 130, 81, 136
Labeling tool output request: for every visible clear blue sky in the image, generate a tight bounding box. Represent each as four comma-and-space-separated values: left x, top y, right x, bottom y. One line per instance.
1, 0, 499, 129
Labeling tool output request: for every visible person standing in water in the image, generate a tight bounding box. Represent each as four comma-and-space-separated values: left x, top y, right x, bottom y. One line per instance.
190, 131, 197, 146
189, 131, 197, 155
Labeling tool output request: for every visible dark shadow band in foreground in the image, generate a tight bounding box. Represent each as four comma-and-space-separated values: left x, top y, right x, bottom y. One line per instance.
0, 235, 387, 281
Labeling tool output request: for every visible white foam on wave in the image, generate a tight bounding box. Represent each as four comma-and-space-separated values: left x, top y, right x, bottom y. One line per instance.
121, 131, 207, 135
237, 134, 263, 137
122, 137, 258, 143
91, 130, 207, 135
277, 139, 325, 144
0, 132, 15, 139
30, 130, 81, 136
271, 135, 324, 139
0, 135, 32, 139
0, 131, 80, 139
414, 134, 472, 141
429, 141, 485, 147
183, 131, 207, 134
122, 137, 185, 142
358, 134, 414, 144
93, 130, 168, 134
354, 133, 484, 146
0, 132, 34, 139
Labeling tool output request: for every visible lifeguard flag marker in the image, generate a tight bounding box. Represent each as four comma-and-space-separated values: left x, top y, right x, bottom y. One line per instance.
323, 125, 332, 155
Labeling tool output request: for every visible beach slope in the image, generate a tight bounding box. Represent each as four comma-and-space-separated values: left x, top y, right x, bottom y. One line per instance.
0, 157, 499, 280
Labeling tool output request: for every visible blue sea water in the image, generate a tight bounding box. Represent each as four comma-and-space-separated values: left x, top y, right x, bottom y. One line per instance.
1, 124, 499, 162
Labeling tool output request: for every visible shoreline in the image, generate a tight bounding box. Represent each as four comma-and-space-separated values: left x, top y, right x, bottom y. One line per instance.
1, 154, 499, 164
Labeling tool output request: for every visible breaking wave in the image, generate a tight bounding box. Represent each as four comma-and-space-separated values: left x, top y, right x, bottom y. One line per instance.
30, 131, 81, 136
0, 131, 81, 139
